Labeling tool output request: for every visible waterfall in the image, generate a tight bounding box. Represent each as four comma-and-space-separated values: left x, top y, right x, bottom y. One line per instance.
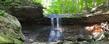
48, 14, 63, 43
51, 18, 54, 29
56, 18, 59, 28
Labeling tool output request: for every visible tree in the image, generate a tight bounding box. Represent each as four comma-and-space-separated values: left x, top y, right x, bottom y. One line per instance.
33, 0, 105, 16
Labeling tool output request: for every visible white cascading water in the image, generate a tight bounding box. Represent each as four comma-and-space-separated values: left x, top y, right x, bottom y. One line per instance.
48, 14, 63, 43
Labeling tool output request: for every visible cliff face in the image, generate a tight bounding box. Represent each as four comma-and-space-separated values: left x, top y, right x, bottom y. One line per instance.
6, 2, 109, 25
8, 8, 109, 25
7, 5, 109, 44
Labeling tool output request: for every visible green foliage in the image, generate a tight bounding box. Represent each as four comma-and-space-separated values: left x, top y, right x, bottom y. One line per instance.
33, 0, 105, 16
32, 0, 42, 3
0, 0, 106, 16
0, 10, 5, 16
0, 34, 13, 43
0, 33, 23, 44
0, 0, 33, 11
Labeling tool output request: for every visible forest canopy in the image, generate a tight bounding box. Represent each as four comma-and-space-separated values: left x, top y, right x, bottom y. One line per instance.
33, 0, 106, 16
0, 0, 107, 16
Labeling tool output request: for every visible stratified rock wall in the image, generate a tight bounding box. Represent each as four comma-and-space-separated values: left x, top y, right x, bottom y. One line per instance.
9, 6, 43, 23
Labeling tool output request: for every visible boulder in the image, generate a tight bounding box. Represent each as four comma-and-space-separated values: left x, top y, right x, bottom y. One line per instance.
0, 11, 24, 44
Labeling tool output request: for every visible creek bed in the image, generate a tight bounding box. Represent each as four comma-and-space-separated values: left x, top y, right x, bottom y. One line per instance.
22, 24, 109, 44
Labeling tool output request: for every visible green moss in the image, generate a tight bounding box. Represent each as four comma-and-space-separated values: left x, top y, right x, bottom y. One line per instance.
0, 11, 24, 44
0, 10, 5, 16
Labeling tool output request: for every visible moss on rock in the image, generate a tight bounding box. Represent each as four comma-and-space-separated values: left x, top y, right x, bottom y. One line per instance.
0, 11, 24, 44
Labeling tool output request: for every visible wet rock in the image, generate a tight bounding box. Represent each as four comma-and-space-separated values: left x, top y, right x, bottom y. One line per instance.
0, 12, 24, 44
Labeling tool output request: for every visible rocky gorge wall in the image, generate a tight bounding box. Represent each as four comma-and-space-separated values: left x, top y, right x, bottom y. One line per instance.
8, 6, 109, 25
8, 6, 109, 44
